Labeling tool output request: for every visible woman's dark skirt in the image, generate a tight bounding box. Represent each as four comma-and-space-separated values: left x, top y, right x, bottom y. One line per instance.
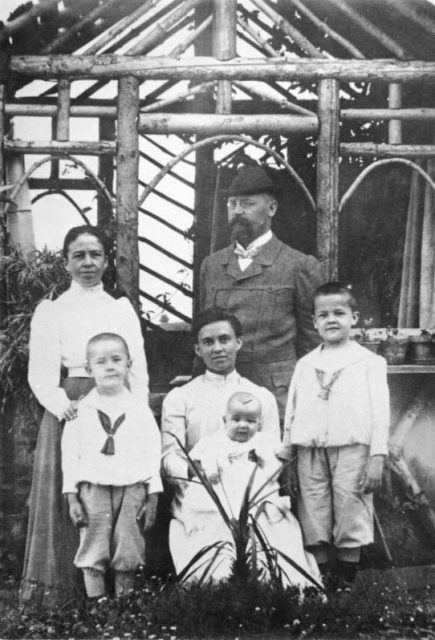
19, 377, 94, 608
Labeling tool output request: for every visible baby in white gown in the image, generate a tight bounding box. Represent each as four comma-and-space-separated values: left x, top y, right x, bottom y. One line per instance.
172, 391, 321, 590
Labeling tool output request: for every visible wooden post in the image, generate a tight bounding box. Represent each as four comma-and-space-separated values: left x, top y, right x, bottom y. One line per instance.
213, 0, 236, 114
316, 78, 340, 279
388, 82, 402, 144
98, 117, 115, 229
193, 0, 215, 311
116, 76, 139, 308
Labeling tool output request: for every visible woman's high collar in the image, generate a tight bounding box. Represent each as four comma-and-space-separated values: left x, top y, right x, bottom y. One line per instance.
70, 280, 105, 295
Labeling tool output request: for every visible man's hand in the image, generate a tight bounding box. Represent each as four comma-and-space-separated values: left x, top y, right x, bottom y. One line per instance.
362, 455, 385, 494
67, 493, 87, 527
137, 493, 159, 533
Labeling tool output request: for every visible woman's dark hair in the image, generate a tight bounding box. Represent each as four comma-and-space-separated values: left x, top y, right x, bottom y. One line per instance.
62, 225, 110, 258
191, 306, 243, 342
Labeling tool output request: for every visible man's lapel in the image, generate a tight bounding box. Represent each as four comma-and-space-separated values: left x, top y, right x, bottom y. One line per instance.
224, 235, 282, 282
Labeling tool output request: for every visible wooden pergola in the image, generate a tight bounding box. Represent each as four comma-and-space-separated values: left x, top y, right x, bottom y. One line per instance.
1, 0, 435, 319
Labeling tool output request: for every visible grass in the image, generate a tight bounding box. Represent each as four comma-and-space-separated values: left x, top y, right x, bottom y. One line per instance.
1, 566, 435, 639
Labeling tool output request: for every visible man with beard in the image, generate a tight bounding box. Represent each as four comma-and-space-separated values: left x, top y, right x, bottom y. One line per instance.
199, 165, 323, 421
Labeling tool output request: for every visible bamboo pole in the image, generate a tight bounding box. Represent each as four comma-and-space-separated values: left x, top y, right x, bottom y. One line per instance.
383, 0, 435, 40
138, 235, 192, 269
84, 0, 164, 54
139, 263, 193, 297
116, 76, 140, 307
213, 0, 237, 115
42, 0, 122, 54
56, 78, 70, 141
283, 0, 365, 59
342, 108, 435, 121
339, 158, 435, 212
138, 113, 317, 135
4, 140, 116, 155
0, 0, 59, 44
249, 0, 324, 58
5, 154, 113, 215
237, 15, 279, 57
233, 81, 316, 116
138, 134, 315, 210
11, 56, 435, 82
138, 288, 191, 324
141, 82, 214, 113
340, 143, 435, 158
388, 83, 402, 144
139, 206, 189, 237
127, 0, 204, 55
316, 78, 340, 279
326, 0, 408, 59
169, 14, 213, 58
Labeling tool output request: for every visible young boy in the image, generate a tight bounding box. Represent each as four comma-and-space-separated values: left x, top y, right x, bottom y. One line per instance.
61, 332, 162, 598
281, 282, 390, 582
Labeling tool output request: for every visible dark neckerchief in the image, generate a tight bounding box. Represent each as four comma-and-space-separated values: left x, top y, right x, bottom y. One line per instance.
97, 410, 126, 455
315, 368, 343, 401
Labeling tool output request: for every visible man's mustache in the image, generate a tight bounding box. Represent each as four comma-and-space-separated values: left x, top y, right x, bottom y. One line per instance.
229, 217, 251, 229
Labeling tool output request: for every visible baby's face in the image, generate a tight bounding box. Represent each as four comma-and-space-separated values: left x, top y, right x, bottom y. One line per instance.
225, 397, 261, 443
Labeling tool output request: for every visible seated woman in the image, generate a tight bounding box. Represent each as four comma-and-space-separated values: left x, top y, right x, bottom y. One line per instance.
169, 391, 321, 591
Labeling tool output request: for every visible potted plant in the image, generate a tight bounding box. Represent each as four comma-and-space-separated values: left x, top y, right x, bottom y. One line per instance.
409, 329, 434, 364
354, 318, 382, 354
380, 328, 409, 365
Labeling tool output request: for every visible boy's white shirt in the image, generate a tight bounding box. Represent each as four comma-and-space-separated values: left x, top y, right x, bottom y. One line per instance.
61, 387, 162, 494
283, 341, 390, 456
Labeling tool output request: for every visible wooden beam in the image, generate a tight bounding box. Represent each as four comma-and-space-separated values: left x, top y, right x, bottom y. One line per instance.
138, 113, 318, 135
317, 78, 339, 279
0, 85, 5, 257
11, 56, 435, 82
56, 78, 70, 141
139, 263, 193, 297
388, 83, 402, 144
116, 76, 140, 307
341, 108, 435, 121
138, 235, 193, 269
250, 0, 324, 58
28, 178, 96, 190
5, 104, 117, 117
340, 143, 435, 158
4, 140, 115, 155
213, 0, 237, 114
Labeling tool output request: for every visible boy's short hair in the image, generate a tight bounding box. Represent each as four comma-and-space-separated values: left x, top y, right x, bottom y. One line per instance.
313, 281, 358, 312
191, 307, 243, 342
86, 332, 130, 360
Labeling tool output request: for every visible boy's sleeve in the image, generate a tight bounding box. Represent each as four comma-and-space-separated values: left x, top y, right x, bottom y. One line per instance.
161, 387, 189, 481
368, 356, 390, 456
61, 415, 82, 494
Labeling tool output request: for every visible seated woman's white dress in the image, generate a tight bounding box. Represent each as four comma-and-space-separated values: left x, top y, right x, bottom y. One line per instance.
169, 430, 320, 589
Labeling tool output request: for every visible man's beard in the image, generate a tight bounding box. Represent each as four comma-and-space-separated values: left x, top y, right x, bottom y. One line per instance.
229, 217, 254, 247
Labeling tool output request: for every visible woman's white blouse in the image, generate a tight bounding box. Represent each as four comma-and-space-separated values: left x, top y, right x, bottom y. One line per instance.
28, 281, 149, 419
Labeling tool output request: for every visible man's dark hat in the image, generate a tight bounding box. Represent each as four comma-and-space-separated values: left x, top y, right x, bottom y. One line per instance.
228, 165, 280, 197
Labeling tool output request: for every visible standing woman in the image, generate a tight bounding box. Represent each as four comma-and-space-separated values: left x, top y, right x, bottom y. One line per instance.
19, 225, 149, 607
